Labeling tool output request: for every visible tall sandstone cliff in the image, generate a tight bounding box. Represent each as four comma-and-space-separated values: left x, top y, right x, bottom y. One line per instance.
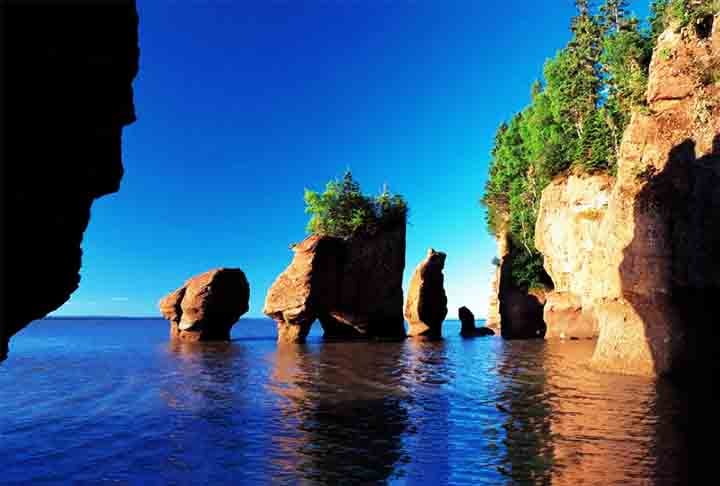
535, 16, 720, 376
3, 2, 139, 360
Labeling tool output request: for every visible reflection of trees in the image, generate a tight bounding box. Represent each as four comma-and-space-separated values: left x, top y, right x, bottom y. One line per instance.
495, 340, 554, 485
268, 342, 410, 483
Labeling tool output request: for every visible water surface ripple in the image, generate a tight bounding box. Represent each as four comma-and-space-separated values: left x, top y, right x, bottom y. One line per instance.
0, 318, 686, 485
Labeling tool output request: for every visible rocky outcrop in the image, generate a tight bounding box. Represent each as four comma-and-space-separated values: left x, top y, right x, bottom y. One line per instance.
160, 269, 250, 342
404, 249, 448, 338
485, 230, 507, 333
542, 292, 598, 340
3, 2, 140, 360
535, 16, 720, 376
459, 306, 495, 337
535, 175, 611, 339
488, 230, 548, 339
264, 226, 406, 343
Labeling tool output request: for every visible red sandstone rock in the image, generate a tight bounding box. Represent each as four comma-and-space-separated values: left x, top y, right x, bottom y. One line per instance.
404, 249, 448, 338
535, 16, 720, 376
160, 268, 250, 342
542, 292, 598, 339
264, 227, 406, 343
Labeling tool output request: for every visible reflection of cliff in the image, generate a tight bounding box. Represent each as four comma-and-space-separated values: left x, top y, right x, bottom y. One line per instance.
541, 342, 688, 485
268, 343, 410, 483
494, 341, 554, 484
4, 2, 139, 359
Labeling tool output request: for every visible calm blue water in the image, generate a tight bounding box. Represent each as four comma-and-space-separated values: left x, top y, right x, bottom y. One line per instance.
1, 318, 686, 485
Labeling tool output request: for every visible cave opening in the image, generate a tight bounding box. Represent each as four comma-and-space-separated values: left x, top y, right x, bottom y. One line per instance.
695, 14, 714, 40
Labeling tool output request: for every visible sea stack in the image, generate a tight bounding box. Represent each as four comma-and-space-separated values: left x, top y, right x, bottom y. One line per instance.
160, 268, 250, 342
404, 249, 448, 338
264, 227, 407, 343
459, 306, 495, 337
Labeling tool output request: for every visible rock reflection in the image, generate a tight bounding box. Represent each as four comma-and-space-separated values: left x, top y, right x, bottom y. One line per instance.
268, 341, 410, 483
495, 340, 555, 484
161, 341, 243, 412
494, 340, 688, 485
400, 338, 451, 484
542, 341, 688, 485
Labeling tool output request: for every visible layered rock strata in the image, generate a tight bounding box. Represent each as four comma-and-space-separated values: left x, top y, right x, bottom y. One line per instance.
264, 227, 406, 343
404, 249, 448, 338
535, 16, 720, 376
160, 268, 250, 342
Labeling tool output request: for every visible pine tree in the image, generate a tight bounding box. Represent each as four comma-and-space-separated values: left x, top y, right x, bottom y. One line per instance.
600, 0, 630, 32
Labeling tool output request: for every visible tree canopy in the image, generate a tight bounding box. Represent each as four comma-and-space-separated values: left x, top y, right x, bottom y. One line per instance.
480, 0, 704, 289
304, 171, 407, 240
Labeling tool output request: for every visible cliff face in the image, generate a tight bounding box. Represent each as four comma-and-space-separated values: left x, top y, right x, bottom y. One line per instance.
264, 226, 406, 342
3, 2, 139, 359
488, 229, 548, 339
535, 15, 720, 376
535, 175, 612, 339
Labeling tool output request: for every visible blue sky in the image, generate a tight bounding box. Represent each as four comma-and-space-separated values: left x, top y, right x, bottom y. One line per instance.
55, 0, 650, 318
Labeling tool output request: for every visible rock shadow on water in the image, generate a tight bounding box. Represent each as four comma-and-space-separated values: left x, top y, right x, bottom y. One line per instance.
267, 341, 411, 483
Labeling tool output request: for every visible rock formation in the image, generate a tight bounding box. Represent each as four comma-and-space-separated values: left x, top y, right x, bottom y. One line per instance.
534, 15, 720, 376
459, 306, 495, 337
535, 175, 610, 339
264, 226, 406, 343
488, 229, 548, 339
160, 268, 250, 342
3, 1, 140, 360
404, 249, 448, 338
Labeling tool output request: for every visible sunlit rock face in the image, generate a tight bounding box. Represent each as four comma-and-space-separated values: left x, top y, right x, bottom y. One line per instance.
3, 1, 139, 360
264, 226, 406, 343
404, 249, 448, 338
160, 269, 250, 342
535, 175, 611, 339
535, 16, 720, 376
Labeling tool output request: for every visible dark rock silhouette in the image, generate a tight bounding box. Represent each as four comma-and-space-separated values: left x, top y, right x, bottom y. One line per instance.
264, 226, 406, 343
160, 268, 250, 342
458, 306, 495, 337
3, 1, 139, 359
404, 248, 448, 338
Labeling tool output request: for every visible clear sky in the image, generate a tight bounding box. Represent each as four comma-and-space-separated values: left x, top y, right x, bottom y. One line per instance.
55, 0, 650, 319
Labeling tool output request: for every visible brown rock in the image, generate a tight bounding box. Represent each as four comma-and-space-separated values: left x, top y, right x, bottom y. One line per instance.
543, 292, 598, 339
534, 17, 720, 376
160, 268, 250, 342
459, 306, 495, 337
404, 249, 448, 338
264, 226, 406, 343
3, 1, 139, 360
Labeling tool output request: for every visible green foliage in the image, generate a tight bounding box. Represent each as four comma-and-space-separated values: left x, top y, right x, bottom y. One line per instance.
481, 0, 671, 288
304, 170, 407, 239
508, 246, 548, 290
652, 0, 720, 32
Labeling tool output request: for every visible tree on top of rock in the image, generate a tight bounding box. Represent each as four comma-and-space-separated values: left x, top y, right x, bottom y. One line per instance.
304, 170, 407, 239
